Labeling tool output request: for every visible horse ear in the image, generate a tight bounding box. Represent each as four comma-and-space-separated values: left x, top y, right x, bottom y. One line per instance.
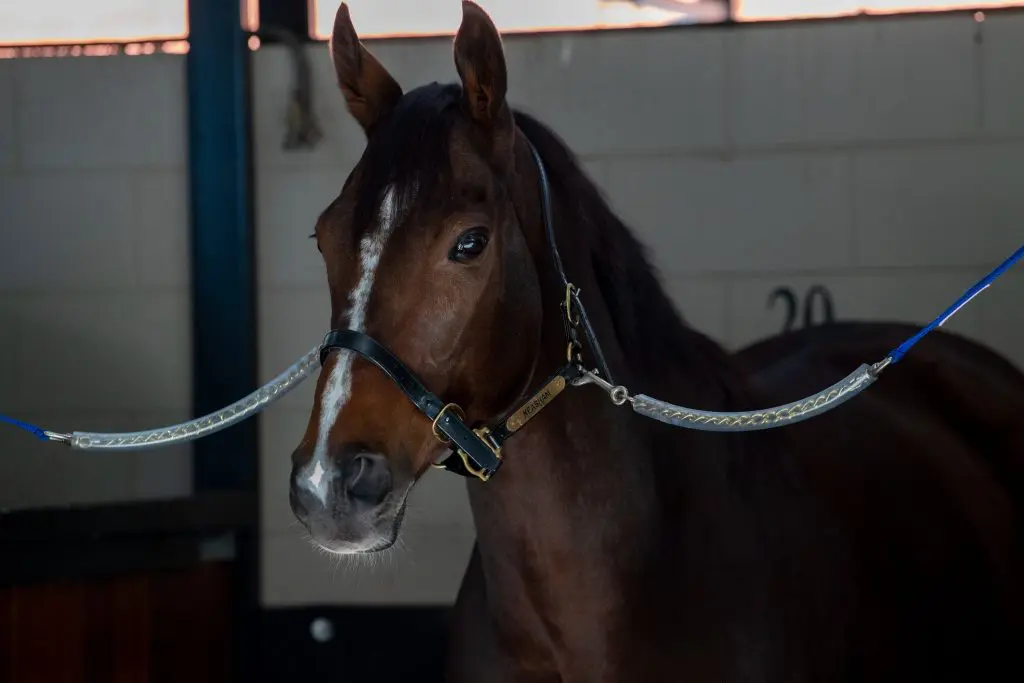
329, 2, 403, 135
453, 1, 509, 130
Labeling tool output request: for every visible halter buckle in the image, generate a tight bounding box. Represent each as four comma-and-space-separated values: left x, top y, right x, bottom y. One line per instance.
562, 283, 584, 363
564, 283, 582, 327
431, 403, 466, 445
456, 426, 503, 482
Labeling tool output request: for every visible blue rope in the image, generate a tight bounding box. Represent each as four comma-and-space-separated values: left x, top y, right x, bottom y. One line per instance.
0, 413, 49, 441
889, 243, 1024, 364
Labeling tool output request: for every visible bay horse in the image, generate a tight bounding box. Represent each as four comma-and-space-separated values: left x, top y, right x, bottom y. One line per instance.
290, 2, 1024, 681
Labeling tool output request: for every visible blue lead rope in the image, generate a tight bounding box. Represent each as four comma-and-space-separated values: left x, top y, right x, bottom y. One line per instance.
0, 413, 49, 441
0, 244, 1022, 443
888, 243, 1024, 364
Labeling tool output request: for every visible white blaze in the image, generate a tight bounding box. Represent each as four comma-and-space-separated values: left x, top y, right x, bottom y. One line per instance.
301, 185, 400, 502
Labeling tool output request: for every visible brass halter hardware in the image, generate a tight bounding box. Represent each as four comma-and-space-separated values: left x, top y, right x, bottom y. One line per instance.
564, 282, 581, 326
564, 282, 584, 364
429, 404, 503, 481
431, 403, 467, 445
457, 426, 503, 482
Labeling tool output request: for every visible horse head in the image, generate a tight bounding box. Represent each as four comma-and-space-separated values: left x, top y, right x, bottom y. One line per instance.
290, 2, 551, 554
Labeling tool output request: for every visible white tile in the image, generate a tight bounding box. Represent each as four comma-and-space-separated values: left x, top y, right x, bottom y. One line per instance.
0, 171, 137, 289
726, 270, 987, 351
16, 55, 186, 169
132, 171, 190, 287
252, 46, 366, 172
852, 145, 1024, 268
605, 153, 853, 275
729, 21, 859, 147
258, 287, 330, 412
256, 168, 344, 288
518, 29, 727, 155
10, 291, 191, 414
728, 24, 806, 147
731, 14, 978, 146
0, 297, 17, 409
972, 269, 1024, 372
729, 25, 798, 147
261, 521, 476, 606
368, 36, 460, 95
796, 21, 872, 144
849, 15, 980, 142
981, 12, 1024, 136
0, 59, 15, 169
260, 408, 315, 535
659, 276, 730, 345
579, 158, 608, 194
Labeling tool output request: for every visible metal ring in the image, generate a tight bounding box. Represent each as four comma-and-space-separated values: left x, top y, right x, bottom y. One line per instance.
564, 283, 581, 327
610, 386, 629, 406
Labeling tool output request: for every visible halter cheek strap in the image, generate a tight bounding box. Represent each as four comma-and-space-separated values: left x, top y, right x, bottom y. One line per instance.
319, 329, 505, 480
528, 141, 615, 386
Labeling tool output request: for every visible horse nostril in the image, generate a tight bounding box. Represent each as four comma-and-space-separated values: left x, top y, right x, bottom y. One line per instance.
342, 452, 392, 505
289, 468, 323, 522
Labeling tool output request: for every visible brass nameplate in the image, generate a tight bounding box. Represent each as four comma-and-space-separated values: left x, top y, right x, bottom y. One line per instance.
506, 376, 566, 433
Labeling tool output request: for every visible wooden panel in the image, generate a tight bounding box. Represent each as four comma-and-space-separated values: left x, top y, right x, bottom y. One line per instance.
0, 587, 12, 683
83, 575, 150, 683
150, 562, 234, 683
11, 580, 88, 683
0, 561, 233, 683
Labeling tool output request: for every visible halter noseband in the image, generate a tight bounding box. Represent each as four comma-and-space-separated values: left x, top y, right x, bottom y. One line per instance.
317, 141, 611, 481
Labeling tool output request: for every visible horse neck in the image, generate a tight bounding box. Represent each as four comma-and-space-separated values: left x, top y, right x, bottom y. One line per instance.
467, 138, 769, 625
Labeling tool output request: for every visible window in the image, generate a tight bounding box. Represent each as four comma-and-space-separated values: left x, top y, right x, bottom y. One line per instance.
734, 0, 1023, 21
0, 1, 187, 47
307, 0, 1021, 38
308, 0, 730, 40
2, 0, 1021, 52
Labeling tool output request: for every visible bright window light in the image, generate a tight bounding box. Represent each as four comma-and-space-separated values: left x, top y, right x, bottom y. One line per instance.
734, 0, 1022, 21
308, 0, 730, 39
1, 1, 1019, 51
0, 0, 188, 47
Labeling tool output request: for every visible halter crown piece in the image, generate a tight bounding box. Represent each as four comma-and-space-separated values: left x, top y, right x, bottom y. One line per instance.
2, 141, 1022, 483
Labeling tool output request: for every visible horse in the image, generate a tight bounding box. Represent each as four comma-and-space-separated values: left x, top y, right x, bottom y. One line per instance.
288, 2, 1024, 680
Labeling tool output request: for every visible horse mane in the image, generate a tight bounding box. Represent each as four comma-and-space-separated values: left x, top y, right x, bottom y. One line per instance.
512, 110, 755, 407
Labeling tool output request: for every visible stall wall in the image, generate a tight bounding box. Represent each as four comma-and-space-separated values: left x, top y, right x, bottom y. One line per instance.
252, 10, 1024, 605
0, 54, 193, 509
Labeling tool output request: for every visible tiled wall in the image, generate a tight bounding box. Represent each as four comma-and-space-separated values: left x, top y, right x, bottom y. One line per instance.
0, 54, 193, 509
253, 10, 1024, 607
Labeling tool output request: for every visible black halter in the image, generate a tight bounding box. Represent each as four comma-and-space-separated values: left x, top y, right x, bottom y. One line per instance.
318, 141, 613, 481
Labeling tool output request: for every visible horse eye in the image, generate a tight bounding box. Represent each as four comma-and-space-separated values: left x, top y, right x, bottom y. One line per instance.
449, 228, 489, 263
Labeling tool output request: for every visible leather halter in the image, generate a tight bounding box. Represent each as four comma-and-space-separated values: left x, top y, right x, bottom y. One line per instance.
317, 141, 613, 481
